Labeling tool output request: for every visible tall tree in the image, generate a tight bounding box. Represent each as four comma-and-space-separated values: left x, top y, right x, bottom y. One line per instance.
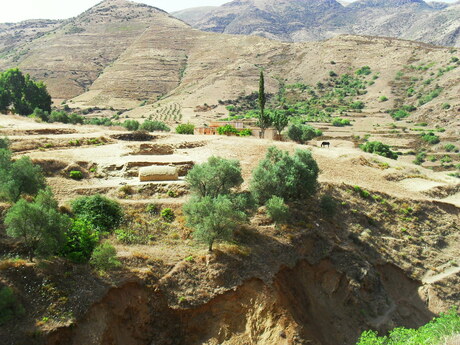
271, 110, 288, 137
0, 68, 51, 115
257, 70, 271, 138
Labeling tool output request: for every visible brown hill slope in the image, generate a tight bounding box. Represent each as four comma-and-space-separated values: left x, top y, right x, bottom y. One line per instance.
0, 0, 177, 100
178, 0, 460, 47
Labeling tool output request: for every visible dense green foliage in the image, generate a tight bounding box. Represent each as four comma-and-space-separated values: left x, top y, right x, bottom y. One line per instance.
61, 218, 99, 263
421, 132, 440, 145
250, 147, 319, 204
161, 208, 175, 223
69, 171, 83, 180
0, 68, 51, 115
5, 188, 70, 260
357, 308, 460, 345
139, 120, 170, 132
90, 242, 121, 271
332, 118, 351, 127
270, 110, 289, 135
122, 119, 140, 131
183, 195, 246, 251
320, 194, 337, 216
265, 196, 289, 223
71, 195, 123, 233
176, 123, 195, 134
287, 124, 322, 143
0, 286, 24, 325
360, 141, 399, 160
217, 124, 239, 135
0, 146, 46, 202
186, 156, 243, 198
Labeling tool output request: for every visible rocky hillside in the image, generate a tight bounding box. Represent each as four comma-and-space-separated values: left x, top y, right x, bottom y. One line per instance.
174, 0, 460, 47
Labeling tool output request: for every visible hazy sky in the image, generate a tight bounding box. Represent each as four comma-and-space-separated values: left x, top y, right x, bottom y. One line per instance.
0, 0, 457, 23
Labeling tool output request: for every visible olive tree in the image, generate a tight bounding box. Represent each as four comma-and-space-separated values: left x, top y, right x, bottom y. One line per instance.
5, 188, 70, 260
186, 156, 243, 198
250, 146, 319, 204
183, 195, 246, 251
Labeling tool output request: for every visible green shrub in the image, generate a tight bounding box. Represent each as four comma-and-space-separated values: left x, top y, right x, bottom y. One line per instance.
186, 156, 243, 198
69, 170, 83, 180
332, 118, 351, 127
353, 186, 370, 198
183, 195, 246, 251
418, 87, 443, 106
0, 151, 46, 202
265, 196, 289, 223
360, 141, 399, 160
90, 242, 121, 271
122, 120, 140, 131
391, 109, 410, 121
442, 103, 451, 110
414, 152, 426, 165
444, 144, 457, 152
356, 66, 372, 76
350, 101, 365, 110
161, 208, 175, 223
217, 124, 239, 135
287, 124, 322, 143
140, 120, 170, 132
320, 194, 337, 216
71, 195, 123, 232
0, 286, 24, 325
379, 96, 388, 102
421, 132, 440, 144
237, 128, 252, 137
5, 188, 70, 260
250, 147, 319, 204
357, 308, 460, 345
176, 123, 195, 135
61, 218, 99, 263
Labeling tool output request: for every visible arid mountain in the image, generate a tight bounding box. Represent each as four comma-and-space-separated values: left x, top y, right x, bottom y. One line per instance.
0, 0, 458, 128
172, 6, 218, 26
177, 0, 460, 46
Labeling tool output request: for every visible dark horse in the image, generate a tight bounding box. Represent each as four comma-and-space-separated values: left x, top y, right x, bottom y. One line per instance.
321, 141, 330, 148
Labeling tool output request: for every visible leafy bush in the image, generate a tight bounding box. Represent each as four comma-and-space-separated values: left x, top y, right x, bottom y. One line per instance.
176, 123, 195, 135
250, 147, 319, 204
183, 195, 246, 251
356, 66, 371, 76
5, 188, 70, 260
287, 124, 322, 143
0, 151, 46, 202
186, 156, 243, 198
139, 120, 170, 132
71, 195, 123, 233
265, 196, 289, 223
90, 242, 121, 271
353, 186, 370, 198
360, 141, 399, 160
418, 87, 443, 106
421, 132, 440, 144
237, 128, 252, 137
0, 137, 10, 150
122, 120, 140, 131
442, 103, 451, 110
69, 171, 83, 180
357, 308, 460, 345
379, 96, 388, 102
320, 194, 337, 216
444, 144, 457, 152
413, 151, 426, 165
61, 218, 99, 263
0, 286, 24, 325
391, 109, 410, 121
161, 208, 175, 223
217, 124, 239, 135
350, 101, 365, 110
332, 118, 351, 127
